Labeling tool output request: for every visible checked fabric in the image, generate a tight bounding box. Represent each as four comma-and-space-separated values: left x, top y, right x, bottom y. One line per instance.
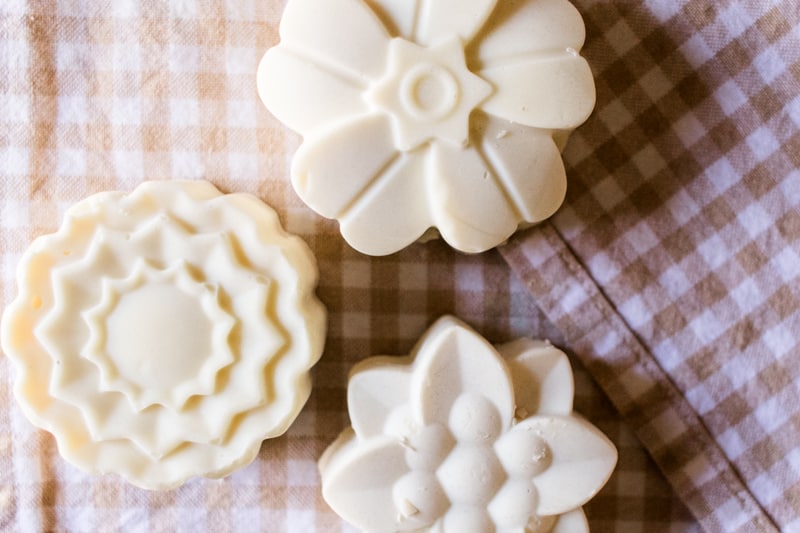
1, 1, 799, 532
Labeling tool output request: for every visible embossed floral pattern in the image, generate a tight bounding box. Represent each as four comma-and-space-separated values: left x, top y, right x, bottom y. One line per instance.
1, 181, 326, 489
258, 0, 595, 255
319, 316, 616, 532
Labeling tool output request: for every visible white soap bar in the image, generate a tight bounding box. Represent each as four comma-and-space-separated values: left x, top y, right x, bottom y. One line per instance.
258, 0, 595, 255
319, 316, 616, 532
0, 180, 326, 489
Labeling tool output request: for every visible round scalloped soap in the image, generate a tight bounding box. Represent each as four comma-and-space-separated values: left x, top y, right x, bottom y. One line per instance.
0, 180, 326, 489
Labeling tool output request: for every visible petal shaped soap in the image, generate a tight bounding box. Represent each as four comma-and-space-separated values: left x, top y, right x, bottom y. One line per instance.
319, 316, 616, 532
258, 0, 595, 255
0, 180, 326, 489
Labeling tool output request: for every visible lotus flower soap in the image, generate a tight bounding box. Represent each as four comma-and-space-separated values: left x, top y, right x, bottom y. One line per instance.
0, 180, 326, 489
257, 0, 595, 255
319, 316, 616, 532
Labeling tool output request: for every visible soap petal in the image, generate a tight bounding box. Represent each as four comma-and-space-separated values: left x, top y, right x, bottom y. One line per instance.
474, 113, 567, 225
471, 0, 586, 65
415, 0, 498, 47
412, 316, 515, 430
428, 141, 519, 253
340, 149, 434, 256
278, 0, 391, 82
364, 0, 419, 38
291, 113, 399, 219
519, 416, 618, 515
479, 53, 596, 130
321, 435, 410, 533
348, 359, 413, 438
257, 47, 369, 137
496, 337, 574, 416
552, 508, 590, 533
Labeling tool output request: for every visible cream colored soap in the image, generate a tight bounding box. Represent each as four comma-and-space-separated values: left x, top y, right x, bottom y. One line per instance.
319, 316, 616, 532
0, 180, 326, 489
258, 0, 595, 255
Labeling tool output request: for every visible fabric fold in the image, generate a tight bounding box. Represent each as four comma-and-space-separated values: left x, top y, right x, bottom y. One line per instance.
499, 223, 779, 533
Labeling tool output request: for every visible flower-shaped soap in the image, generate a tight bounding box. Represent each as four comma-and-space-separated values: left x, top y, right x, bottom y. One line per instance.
257, 0, 595, 255
0, 180, 326, 489
319, 316, 616, 532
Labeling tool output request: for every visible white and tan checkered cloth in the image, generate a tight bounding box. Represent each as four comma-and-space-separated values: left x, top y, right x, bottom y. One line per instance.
1, 1, 798, 531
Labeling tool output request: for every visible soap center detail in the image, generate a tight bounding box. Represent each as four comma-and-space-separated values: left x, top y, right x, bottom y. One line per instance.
83, 261, 236, 412
106, 284, 210, 391
400, 63, 459, 121
369, 37, 493, 151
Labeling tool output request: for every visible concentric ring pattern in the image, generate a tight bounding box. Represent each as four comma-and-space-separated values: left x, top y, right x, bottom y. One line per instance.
1, 180, 326, 489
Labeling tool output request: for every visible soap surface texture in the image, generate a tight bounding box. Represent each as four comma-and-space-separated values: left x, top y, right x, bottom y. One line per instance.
319, 316, 616, 532
257, 0, 595, 255
0, 180, 326, 489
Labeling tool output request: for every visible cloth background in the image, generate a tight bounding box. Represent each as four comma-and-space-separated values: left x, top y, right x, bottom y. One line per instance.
0, 1, 797, 532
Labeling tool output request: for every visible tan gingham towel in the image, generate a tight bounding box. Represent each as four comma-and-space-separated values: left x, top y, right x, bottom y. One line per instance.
0, 1, 796, 532
501, 2, 800, 531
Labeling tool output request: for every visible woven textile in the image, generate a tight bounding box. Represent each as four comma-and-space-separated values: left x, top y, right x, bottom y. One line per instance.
502, 1, 800, 531
0, 0, 796, 532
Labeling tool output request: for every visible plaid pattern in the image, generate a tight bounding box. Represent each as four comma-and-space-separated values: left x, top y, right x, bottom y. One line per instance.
0, 0, 794, 531
502, 1, 800, 531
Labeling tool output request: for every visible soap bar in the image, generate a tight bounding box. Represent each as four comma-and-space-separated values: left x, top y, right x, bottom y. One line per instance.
0, 180, 326, 489
257, 0, 595, 255
319, 316, 616, 532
